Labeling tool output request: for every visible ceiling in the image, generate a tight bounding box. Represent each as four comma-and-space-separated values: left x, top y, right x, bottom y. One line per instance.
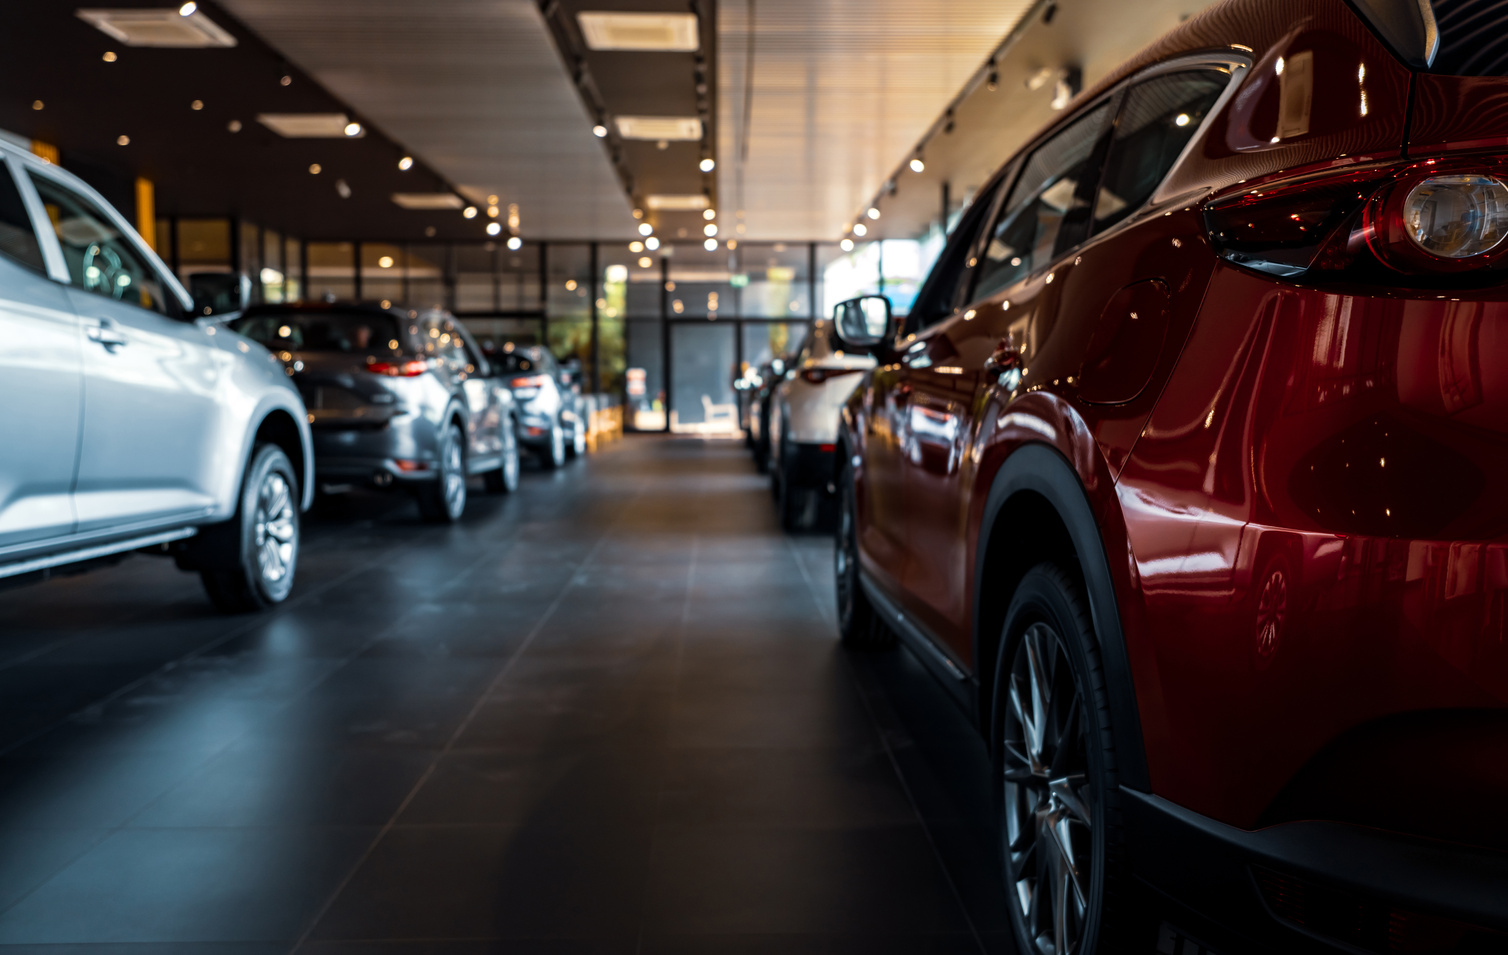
858, 0, 1220, 241
218, 0, 642, 241
716, 0, 1037, 241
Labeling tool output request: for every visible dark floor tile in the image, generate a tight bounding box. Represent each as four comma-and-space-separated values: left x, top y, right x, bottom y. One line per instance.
398, 749, 662, 828
0, 826, 376, 944
0, 828, 109, 912
308, 825, 654, 941
642, 824, 971, 936
299, 941, 638, 955
0, 944, 289, 954
637, 933, 983, 955
657, 746, 915, 829
130, 745, 433, 828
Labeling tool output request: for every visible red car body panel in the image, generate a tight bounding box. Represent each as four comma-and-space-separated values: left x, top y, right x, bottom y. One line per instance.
844, 0, 1508, 860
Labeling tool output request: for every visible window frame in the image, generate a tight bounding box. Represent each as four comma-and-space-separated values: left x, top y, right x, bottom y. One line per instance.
958, 51, 1250, 309
963, 93, 1121, 306
901, 171, 1012, 338
0, 155, 49, 277
18, 158, 192, 319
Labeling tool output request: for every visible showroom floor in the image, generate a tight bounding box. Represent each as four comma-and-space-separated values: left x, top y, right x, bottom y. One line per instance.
0, 436, 1013, 954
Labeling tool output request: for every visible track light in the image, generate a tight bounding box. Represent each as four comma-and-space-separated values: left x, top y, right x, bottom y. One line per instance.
909, 157, 925, 173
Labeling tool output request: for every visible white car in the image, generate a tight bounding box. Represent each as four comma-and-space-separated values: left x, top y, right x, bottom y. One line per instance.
767, 319, 875, 529
0, 140, 314, 611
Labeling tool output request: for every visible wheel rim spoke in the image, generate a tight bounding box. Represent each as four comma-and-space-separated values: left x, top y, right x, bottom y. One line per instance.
1002, 618, 1093, 955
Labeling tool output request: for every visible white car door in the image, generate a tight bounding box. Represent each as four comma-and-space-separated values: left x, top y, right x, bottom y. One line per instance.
26, 169, 224, 534
0, 159, 83, 552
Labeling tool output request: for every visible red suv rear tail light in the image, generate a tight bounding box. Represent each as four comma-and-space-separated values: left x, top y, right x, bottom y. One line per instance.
366, 359, 430, 377
511, 374, 552, 389
1204, 159, 1508, 286
799, 367, 860, 385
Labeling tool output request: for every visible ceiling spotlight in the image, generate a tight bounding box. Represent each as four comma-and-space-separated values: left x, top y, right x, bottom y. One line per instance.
227, 119, 242, 132
425, 226, 437, 237
280, 75, 292, 86
31, 100, 42, 110
343, 121, 362, 137
630, 241, 644, 253
909, 157, 925, 173
704, 224, 717, 237
632, 208, 644, 219
702, 208, 716, 220
592, 124, 608, 138
487, 206, 499, 218
507, 236, 523, 251
840, 238, 854, 252
645, 236, 660, 250
987, 68, 999, 92
486, 222, 502, 236
867, 207, 880, 219
378, 256, 395, 269
699, 157, 716, 172
102, 51, 117, 62
179, 1, 197, 14
308, 163, 322, 174
191, 99, 203, 110
463, 206, 478, 219
116, 134, 130, 146
703, 238, 718, 251
852, 222, 867, 237
638, 222, 653, 236
638, 256, 653, 268
335, 178, 351, 198
398, 156, 413, 170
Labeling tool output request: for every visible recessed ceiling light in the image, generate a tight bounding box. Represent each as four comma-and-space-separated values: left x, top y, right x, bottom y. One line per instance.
259, 113, 362, 138
703, 238, 718, 251
77, 7, 234, 47
378, 256, 395, 269
280, 74, 292, 86
615, 116, 702, 141
639, 256, 652, 268
638, 222, 654, 236
116, 134, 130, 146
486, 222, 502, 236
32, 100, 43, 110
102, 51, 117, 62
190, 99, 203, 110
645, 237, 660, 250
577, 12, 698, 51
852, 223, 867, 237
909, 157, 925, 173
398, 156, 413, 170
703, 224, 717, 237
592, 124, 608, 138
392, 193, 463, 210
644, 194, 708, 211
840, 238, 854, 251
507, 236, 523, 251
463, 206, 478, 219
227, 119, 242, 132
702, 209, 716, 220
867, 207, 881, 219
308, 163, 321, 174
699, 157, 715, 172
179, 1, 197, 15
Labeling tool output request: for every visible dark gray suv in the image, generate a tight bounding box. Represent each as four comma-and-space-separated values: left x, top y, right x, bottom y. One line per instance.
487, 345, 587, 468
230, 304, 519, 522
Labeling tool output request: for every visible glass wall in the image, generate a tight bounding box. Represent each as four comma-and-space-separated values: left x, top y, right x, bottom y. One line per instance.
146, 216, 864, 430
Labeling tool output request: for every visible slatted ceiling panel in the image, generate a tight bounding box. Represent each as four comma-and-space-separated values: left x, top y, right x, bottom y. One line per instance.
217, 0, 638, 240
719, 0, 1037, 241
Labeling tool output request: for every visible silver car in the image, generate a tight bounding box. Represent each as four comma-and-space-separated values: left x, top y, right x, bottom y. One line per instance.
0, 141, 313, 612
229, 303, 521, 522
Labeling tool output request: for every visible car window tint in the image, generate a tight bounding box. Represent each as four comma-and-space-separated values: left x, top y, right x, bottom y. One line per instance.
230, 311, 403, 354
1092, 71, 1228, 234
0, 165, 44, 273
28, 173, 172, 316
972, 101, 1112, 303
907, 177, 1005, 330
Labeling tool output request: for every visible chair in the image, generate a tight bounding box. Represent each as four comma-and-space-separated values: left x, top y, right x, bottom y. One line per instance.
701, 394, 738, 431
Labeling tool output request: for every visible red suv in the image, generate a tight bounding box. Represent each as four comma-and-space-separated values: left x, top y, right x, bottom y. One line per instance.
831, 1, 1508, 952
